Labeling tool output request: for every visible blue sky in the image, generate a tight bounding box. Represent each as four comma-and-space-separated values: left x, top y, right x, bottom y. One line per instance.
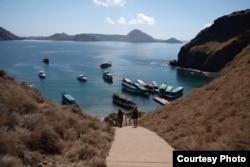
0, 0, 249, 40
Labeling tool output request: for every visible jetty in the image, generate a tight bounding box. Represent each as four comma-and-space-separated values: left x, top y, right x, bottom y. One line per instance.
153, 96, 170, 105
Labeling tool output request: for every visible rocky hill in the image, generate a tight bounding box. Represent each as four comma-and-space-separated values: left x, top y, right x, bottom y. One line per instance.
0, 27, 21, 40
174, 9, 250, 72
141, 39, 250, 150
0, 70, 114, 167
1, 27, 182, 43
123, 29, 156, 42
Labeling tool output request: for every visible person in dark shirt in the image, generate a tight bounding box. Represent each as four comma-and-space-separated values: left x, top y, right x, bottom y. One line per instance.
132, 106, 138, 128
117, 109, 124, 128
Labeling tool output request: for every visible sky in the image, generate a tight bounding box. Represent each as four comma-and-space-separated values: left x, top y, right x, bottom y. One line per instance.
0, 0, 249, 40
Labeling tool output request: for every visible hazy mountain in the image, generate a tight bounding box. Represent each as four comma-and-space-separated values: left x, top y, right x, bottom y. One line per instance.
0, 27, 21, 40
123, 29, 157, 42
0, 27, 182, 43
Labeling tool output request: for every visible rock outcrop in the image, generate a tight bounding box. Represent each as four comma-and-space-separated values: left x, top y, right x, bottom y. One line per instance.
176, 9, 250, 72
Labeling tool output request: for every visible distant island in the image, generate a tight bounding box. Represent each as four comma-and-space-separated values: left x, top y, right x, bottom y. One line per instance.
0, 27, 182, 43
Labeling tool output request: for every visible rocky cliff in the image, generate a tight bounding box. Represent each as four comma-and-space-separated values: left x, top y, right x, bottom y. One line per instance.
176, 9, 250, 72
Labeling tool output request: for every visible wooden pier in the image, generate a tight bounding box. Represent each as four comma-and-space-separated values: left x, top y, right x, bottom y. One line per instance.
153, 96, 170, 105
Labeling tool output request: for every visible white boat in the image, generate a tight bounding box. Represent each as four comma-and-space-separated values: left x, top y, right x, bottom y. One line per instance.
103, 71, 113, 82
136, 79, 146, 87
152, 81, 159, 93
38, 71, 46, 78
77, 74, 87, 81
122, 77, 133, 84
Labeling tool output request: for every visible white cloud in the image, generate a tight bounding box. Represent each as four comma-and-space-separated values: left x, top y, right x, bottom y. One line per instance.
105, 17, 115, 24
129, 19, 137, 25
93, 0, 126, 7
137, 13, 155, 25
104, 13, 155, 26
117, 17, 126, 25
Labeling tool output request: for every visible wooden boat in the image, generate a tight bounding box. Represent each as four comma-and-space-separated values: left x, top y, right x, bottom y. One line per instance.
152, 81, 159, 93
122, 81, 138, 94
134, 82, 150, 96
159, 82, 183, 99
112, 93, 136, 109
38, 70, 46, 78
61, 92, 76, 105
100, 62, 112, 68
136, 79, 146, 87
103, 71, 113, 82
42, 56, 49, 64
122, 77, 133, 84
165, 86, 184, 99
159, 82, 168, 97
77, 74, 87, 81
143, 81, 155, 93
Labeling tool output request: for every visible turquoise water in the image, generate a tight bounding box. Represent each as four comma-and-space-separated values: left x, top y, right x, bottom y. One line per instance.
0, 40, 210, 118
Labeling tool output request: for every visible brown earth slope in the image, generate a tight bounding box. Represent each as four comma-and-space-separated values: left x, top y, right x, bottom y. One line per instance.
0, 70, 114, 167
141, 45, 250, 150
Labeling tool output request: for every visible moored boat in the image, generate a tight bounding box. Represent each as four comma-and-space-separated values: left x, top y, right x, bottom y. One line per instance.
136, 79, 146, 87
122, 77, 133, 84
159, 82, 184, 99
100, 62, 112, 68
103, 71, 113, 82
38, 70, 46, 78
77, 74, 87, 81
165, 86, 184, 99
112, 93, 136, 109
134, 82, 150, 96
122, 81, 138, 94
42, 56, 49, 64
152, 81, 159, 93
61, 92, 76, 105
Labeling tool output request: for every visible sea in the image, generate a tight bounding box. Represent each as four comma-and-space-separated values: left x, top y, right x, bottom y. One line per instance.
0, 40, 211, 119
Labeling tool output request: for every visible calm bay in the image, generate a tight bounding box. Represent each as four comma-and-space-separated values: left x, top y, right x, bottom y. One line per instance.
0, 40, 210, 118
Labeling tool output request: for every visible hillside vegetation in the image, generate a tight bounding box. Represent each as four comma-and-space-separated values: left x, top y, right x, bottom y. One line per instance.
141, 45, 250, 150
0, 70, 114, 167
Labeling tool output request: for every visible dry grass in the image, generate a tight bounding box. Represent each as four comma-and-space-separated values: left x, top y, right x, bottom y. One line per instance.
0, 69, 114, 167
141, 45, 250, 150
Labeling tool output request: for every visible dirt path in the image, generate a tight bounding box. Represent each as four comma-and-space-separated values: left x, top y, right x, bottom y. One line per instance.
106, 126, 174, 167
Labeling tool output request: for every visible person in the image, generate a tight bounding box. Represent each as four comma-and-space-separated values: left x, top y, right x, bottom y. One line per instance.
132, 106, 138, 128
117, 109, 124, 128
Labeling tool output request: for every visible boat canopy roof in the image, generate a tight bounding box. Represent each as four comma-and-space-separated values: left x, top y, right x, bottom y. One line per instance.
172, 86, 184, 93
159, 83, 167, 90
165, 86, 173, 92
62, 92, 75, 101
